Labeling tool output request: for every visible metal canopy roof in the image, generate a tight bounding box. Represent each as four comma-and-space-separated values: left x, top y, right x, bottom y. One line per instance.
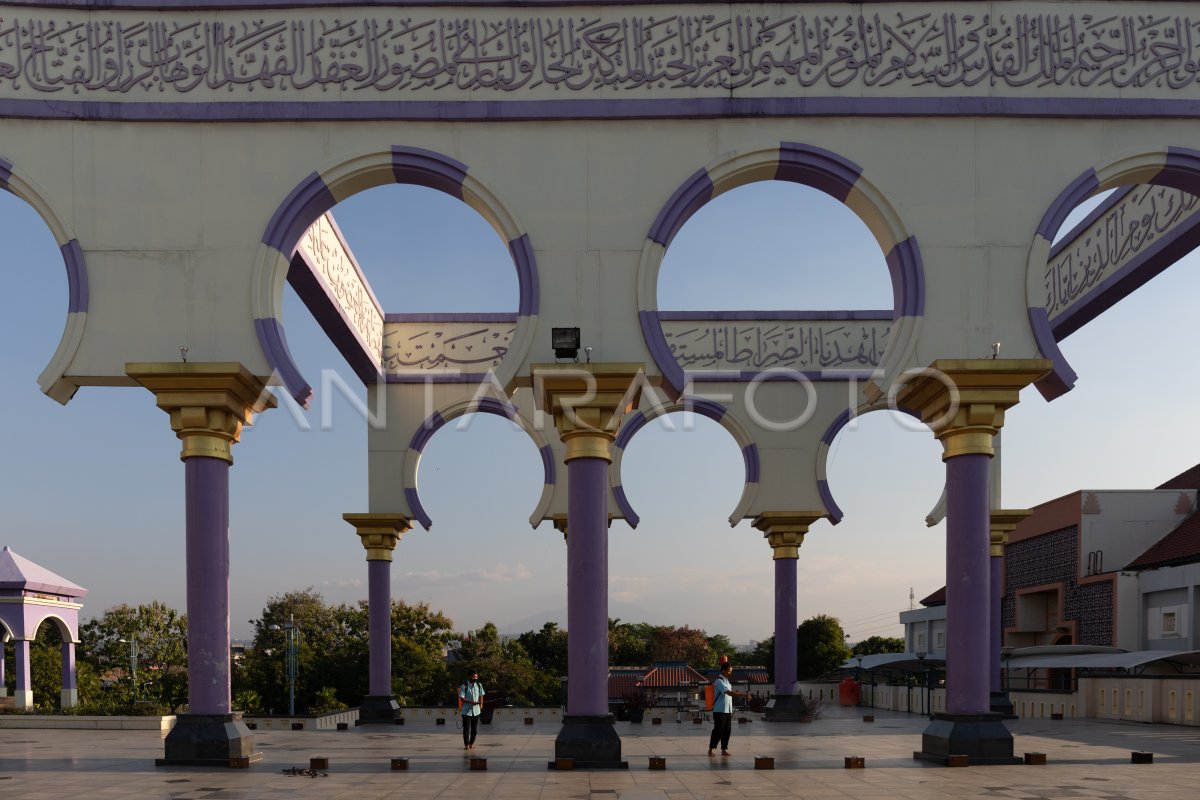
1005, 650, 1200, 671
838, 652, 945, 673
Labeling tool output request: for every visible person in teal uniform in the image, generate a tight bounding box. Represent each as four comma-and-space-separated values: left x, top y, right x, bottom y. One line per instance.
708, 662, 747, 756
459, 668, 486, 750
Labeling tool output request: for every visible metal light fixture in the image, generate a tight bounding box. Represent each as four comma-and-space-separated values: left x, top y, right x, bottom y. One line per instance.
552, 327, 580, 359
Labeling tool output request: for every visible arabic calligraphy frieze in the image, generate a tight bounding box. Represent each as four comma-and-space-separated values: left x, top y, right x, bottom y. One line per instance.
5, 4, 1200, 104
383, 320, 515, 373
296, 212, 384, 363
662, 318, 890, 372
1044, 185, 1200, 322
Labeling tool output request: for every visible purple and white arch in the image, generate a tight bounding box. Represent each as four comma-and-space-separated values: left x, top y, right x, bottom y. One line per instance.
400, 397, 555, 530
0, 158, 90, 405
610, 399, 759, 528
636, 142, 924, 393
252, 146, 539, 407
1027, 147, 1200, 400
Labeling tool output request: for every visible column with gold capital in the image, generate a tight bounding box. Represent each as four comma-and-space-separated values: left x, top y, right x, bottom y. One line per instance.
344, 513, 411, 723
989, 510, 1030, 702
753, 512, 825, 718
126, 362, 274, 767
898, 359, 1048, 765
533, 363, 643, 769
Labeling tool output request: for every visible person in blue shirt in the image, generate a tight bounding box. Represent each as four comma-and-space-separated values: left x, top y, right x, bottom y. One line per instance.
458, 669, 486, 750
708, 662, 747, 756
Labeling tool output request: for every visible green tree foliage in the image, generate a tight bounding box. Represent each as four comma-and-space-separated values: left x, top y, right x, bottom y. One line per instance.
390, 600, 456, 706
796, 615, 851, 680
455, 623, 560, 706
705, 633, 735, 667
608, 619, 654, 665
517, 622, 568, 676
744, 636, 775, 676
237, 589, 457, 713
854, 636, 905, 656
78, 601, 189, 711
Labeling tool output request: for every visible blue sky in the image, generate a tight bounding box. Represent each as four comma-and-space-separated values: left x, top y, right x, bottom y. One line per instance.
2, 180, 1198, 648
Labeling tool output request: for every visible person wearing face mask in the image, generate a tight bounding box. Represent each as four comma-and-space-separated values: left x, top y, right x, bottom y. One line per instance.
458, 668, 486, 750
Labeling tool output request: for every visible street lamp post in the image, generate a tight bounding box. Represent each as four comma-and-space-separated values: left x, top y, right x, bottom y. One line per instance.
283, 616, 299, 717
119, 638, 140, 704
915, 651, 927, 716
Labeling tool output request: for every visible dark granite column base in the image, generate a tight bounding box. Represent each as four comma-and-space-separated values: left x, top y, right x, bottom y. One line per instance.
548, 715, 627, 769
356, 695, 401, 725
764, 694, 811, 722
990, 691, 1016, 718
156, 713, 260, 767
912, 712, 1022, 766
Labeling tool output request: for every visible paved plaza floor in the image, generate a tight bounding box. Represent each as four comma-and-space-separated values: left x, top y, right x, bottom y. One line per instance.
2, 706, 1199, 799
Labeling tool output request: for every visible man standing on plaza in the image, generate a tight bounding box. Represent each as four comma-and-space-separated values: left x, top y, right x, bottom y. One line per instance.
708, 662, 746, 757
459, 668, 486, 750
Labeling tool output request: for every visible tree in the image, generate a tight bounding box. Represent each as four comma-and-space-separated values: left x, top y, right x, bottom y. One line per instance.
854, 636, 905, 656
517, 622, 568, 676
796, 615, 851, 680
390, 600, 455, 706
649, 625, 711, 665
79, 601, 188, 711
609, 620, 653, 666
456, 623, 560, 706
705, 634, 735, 667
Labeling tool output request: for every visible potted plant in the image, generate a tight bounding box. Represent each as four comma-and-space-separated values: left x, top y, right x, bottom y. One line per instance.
622, 690, 658, 724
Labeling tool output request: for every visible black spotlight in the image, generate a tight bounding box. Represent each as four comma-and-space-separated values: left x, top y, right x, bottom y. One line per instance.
551, 327, 580, 360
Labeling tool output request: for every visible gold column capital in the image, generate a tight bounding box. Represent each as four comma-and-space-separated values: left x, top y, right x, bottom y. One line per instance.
531, 363, 646, 463
551, 514, 568, 543
989, 508, 1032, 556
753, 512, 826, 559
125, 362, 276, 463
344, 513, 413, 561
895, 359, 1051, 460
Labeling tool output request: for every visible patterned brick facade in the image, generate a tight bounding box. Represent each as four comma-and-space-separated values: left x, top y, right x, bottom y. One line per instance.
1002, 526, 1115, 646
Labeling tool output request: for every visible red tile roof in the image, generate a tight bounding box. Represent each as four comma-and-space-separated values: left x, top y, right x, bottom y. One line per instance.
1127, 511, 1200, 570
920, 587, 945, 607
1157, 463, 1200, 491
607, 668, 647, 700
641, 664, 709, 688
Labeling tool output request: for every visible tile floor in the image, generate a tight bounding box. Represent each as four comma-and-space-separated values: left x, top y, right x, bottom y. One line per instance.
1, 706, 1198, 799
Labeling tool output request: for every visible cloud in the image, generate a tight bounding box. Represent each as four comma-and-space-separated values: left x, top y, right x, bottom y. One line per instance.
399, 563, 533, 584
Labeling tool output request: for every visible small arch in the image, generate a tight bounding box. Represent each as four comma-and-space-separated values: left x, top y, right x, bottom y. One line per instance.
815, 404, 925, 523
0, 158, 90, 404
402, 397, 554, 530
637, 142, 924, 393
251, 146, 540, 406
610, 399, 758, 527
31, 613, 77, 644
1026, 146, 1200, 400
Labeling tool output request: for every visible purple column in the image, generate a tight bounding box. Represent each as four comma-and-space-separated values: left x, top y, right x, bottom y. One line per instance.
990, 554, 1003, 693
0, 639, 5, 696
774, 558, 798, 695
61, 641, 76, 690
944, 453, 991, 714
368, 559, 391, 697
566, 456, 610, 717
14, 639, 31, 707
185, 457, 232, 714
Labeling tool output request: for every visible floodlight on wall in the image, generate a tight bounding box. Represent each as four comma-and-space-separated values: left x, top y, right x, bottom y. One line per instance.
552, 327, 581, 360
